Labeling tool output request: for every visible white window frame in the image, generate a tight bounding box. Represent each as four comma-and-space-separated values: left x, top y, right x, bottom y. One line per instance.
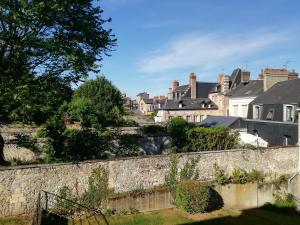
253, 105, 262, 119
283, 104, 295, 122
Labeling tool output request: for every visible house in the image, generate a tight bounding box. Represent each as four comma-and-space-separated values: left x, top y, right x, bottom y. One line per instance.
209, 68, 251, 116
228, 80, 263, 118
139, 98, 154, 115
247, 78, 300, 146
155, 73, 222, 123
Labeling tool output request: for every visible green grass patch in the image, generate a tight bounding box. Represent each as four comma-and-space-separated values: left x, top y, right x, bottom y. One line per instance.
0, 217, 30, 225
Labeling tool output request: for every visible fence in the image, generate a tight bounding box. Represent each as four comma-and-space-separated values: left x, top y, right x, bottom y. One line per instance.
32, 190, 109, 225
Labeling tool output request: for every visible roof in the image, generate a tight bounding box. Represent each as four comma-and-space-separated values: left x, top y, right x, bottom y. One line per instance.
179, 82, 217, 98
162, 98, 217, 110
137, 92, 148, 97
198, 116, 242, 127
251, 79, 300, 105
174, 85, 189, 92
141, 98, 153, 104
229, 80, 263, 98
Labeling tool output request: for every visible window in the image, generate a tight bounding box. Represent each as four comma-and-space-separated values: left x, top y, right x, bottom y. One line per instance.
241, 105, 248, 118
266, 109, 274, 120
186, 115, 191, 122
233, 105, 238, 116
179, 103, 183, 108
200, 115, 204, 122
253, 105, 261, 119
194, 115, 200, 122
284, 105, 294, 122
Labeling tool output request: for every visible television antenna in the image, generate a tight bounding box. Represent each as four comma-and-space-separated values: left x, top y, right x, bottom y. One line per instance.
283, 60, 295, 68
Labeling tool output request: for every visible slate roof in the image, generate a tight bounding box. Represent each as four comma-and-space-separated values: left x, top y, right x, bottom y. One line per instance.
174, 85, 189, 92
229, 80, 263, 98
137, 92, 148, 97
142, 98, 153, 104
162, 98, 217, 110
198, 116, 242, 127
251, 79, 300, 105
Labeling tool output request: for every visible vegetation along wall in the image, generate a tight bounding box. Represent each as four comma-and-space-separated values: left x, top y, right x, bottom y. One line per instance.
0, 146, 298, 216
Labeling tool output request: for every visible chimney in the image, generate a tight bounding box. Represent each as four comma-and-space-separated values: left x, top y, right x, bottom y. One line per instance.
189, 72, 197, 99
172, 80, 179, 91
168, 88, 173, 100
263, 68, 296, 91
242, 70, 250, 83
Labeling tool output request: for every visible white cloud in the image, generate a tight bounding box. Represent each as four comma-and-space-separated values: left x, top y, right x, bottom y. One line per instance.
138, 30, 290, 73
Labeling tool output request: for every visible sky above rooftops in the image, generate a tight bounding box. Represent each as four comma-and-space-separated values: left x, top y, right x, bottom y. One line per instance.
93, 0, 300, 98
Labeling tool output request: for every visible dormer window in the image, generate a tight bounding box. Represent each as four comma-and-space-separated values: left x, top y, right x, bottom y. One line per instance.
179, 103, 183, 108
283, 105, 295, 122
207, 104, 211, 108
266, 109, 274, 120
201, 103, 205, 108
253, 105, 261, 119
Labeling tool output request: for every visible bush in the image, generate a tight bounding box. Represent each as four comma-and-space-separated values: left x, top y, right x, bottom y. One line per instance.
36, 128, 48, 138
140, 125, 166, 136
175, 180, 211, 214
185, 126, 239, 152
81, 166, 112, 209
214, 164, 230, 185
231, 168, 248, 184
166, 117, 194, 152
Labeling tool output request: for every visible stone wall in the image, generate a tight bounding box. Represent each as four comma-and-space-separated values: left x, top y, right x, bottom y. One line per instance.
0, 146, 298, 216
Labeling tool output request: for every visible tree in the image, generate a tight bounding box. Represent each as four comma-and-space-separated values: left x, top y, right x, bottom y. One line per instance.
70, 76, 124, 129
0, 0, 116, 123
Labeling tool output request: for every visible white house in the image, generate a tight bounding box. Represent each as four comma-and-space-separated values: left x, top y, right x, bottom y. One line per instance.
228, 80, 263, 118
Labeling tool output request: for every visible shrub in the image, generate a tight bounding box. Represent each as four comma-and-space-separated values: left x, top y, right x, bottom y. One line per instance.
166, 117, 194, 152
274, 193, 296, 209
231, 168, 248, 184
81, 166, 112, 209
36, 128, 48, 138
179, 157, 200, 180
213, 164, 230, 185
165, 155, 179, 202
140, 125, 166, 136
115, 134, 144, 157
175, 180, 211, 214
185, 126, 239, 151
15, 133, 39, 152
248, 169, 265, 184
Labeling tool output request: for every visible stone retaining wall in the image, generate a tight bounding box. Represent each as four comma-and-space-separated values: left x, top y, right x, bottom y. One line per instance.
0, 146, 298, 216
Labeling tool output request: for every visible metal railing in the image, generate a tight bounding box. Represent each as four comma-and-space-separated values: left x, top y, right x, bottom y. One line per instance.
32, 190, 109, 225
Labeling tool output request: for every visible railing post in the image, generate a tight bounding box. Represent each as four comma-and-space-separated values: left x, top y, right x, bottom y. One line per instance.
45, 191, 48, 211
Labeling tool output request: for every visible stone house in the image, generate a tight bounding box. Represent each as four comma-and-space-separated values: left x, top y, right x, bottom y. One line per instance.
155, 73, 221, 123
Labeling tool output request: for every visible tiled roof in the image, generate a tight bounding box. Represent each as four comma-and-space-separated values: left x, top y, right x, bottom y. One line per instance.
142, 98, 153, 104
198, 116, 242, 127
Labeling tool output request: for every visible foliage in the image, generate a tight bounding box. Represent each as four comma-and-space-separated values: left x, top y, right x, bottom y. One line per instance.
166, 117, 194, 152
70, 76, 124, 129
0, 0, 116, 83
36, 128, 48, 138
53, 186, 77, 216
15, 134, 39, 152
274, 193, 296, 209
179, 157, 200, 180
213, 164, 230, 185
272, 175, 288, 190
165, 155, 200, 202
165, 155, 179, 202
185, 126, 239, 152
150, 109, 158, 119
114, 134, 143, 157
231, 168, 249, 184
140, 125, 166, 136
214, 165, 265, 186
1, 77, 72, 124
81, 166, 112, 209
175, 180, 211, 214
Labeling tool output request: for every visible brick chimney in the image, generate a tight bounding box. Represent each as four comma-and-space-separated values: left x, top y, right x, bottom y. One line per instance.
242, 70, 250, 83
189, 72, 197, 99
172, 80, 179, 91
218, 74, 230, 94
263, 68, 298, 92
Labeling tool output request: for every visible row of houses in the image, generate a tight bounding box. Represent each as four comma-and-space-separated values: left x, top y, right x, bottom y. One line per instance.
135, 67, 300, 147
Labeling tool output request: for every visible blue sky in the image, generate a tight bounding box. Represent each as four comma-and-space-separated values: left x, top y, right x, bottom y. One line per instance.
95, 0, 300, 98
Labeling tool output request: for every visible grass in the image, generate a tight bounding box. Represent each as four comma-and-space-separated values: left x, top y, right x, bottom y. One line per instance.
0, 217, 30, 225
1, 207, 300, 225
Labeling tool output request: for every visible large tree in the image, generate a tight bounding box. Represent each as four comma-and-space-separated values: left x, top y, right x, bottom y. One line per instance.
0, 0, 116, 123
70, 76, 124, 129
